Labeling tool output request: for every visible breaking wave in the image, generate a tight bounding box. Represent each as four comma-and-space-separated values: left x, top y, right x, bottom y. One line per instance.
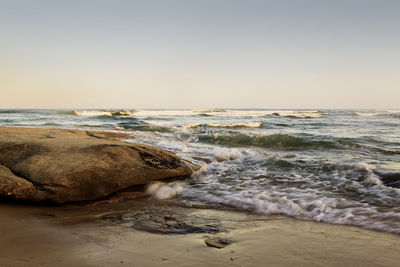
172, 160, 400, 234
142, 120, 177, 126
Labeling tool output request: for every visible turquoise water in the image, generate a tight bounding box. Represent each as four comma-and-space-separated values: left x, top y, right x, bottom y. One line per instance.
1, 109, 400, 233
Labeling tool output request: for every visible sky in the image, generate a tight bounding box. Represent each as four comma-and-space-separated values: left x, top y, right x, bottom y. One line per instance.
0, 0, 399, 109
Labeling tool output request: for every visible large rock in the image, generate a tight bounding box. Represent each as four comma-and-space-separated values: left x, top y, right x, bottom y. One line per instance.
0, 127, 197, 203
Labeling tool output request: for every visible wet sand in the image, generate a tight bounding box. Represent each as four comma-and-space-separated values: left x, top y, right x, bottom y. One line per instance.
1, 198, 399, 267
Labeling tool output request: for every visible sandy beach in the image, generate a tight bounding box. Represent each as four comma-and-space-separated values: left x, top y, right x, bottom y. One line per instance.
1, 197, 399, 267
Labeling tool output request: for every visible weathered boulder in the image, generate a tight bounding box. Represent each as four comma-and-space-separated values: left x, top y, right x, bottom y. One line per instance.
0, 127, 197, 203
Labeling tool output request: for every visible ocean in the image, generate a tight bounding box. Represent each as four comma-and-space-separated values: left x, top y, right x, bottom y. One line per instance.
1, 109, 400, 234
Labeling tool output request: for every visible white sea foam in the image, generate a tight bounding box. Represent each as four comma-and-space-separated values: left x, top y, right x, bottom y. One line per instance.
146, 182, 185, 200
134, 109, 270, 117
142, 120, 177, 126
164, 156, 400, 234
179, 184, 400, 233
74, 110, 113, 116
354, 162, 376, 172
354, 112, 380, 117
384, 109, 400, 113
274, 111, 324, 118
133, 110, 194, 117
193, 110, 271, 117
213, 148, 246, 162
202, 146, 260, 163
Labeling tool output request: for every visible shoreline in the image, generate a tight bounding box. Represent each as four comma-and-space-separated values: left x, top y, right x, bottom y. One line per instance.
0, 126, 399, 266
1, 199, 399, 267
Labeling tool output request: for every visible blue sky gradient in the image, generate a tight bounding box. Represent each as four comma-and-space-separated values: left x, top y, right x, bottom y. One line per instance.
1, 0, 399, 109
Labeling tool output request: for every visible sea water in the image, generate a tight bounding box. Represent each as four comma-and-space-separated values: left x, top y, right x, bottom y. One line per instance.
1, 109, 400, 233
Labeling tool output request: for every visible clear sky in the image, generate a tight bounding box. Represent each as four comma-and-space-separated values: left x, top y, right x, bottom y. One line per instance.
0, 0, 399, 109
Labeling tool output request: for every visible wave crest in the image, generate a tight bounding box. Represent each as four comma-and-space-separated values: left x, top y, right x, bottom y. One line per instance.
273, 111, 324, 118
192, 109, 229, 114
354, 112, 380, 117
73, 110, 132, 116
186, 122, 262, 129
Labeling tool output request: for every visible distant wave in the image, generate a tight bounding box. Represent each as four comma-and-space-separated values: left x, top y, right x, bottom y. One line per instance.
354, 111, 400, 118
272, 111, 325, 119
142, 120, 177, 126
111, 109, 327, 118
192, 109, 229, 114
141, 120, 263, 130
193, 109, 325, 118
133, 110, 194, 117
354, 112, 380, 117
384, 110, 400, 114
0, 110, 28, 114
73, 110, 133, 116
186, 122, 263, 129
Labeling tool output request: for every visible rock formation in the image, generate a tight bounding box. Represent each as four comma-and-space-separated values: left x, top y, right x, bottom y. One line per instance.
0, 127, 197, 203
